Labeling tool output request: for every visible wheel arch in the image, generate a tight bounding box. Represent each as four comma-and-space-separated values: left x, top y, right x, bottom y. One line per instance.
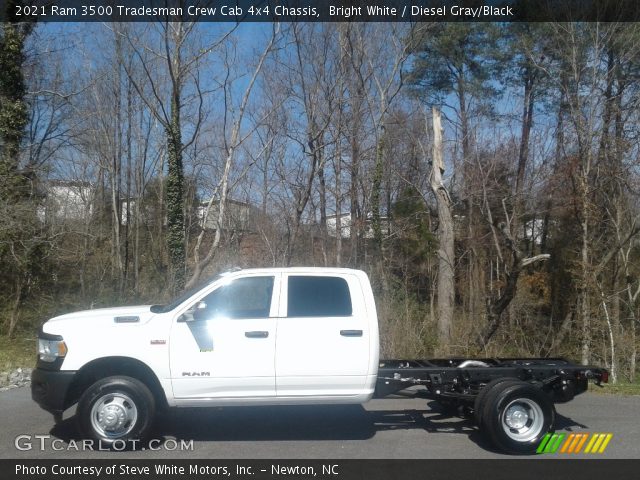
66, 356, 168, 411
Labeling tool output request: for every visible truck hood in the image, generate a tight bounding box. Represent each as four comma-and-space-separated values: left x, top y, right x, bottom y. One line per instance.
43, 305, 156, 332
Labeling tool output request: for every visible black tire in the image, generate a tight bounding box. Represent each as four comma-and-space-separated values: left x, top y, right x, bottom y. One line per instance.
77, 376, 155, 449
480, 381, 555, 455
473, 378, 520, 428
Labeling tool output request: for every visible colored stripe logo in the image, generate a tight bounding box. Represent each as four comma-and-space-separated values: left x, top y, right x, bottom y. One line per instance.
536, 433, 613, 454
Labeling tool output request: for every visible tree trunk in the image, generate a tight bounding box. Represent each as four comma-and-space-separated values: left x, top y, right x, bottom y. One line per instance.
631, 315, 637, 383
318, 159, 328, 267
335, 141, 343, 266
371, 127, 385, 253
599, 289, 617, 383
7, 280, 23, 339
430, 108, 454, 351
166, 110, 186, 291
579, 234, 590, 364
349, 130, 360, 265
457, 74, 481, 326
165, 23, 186, 292
513, 65, 535, 236
579, 171, 591, 365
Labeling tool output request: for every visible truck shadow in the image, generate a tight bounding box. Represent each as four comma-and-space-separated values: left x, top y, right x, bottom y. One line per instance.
49, 401, 588, 453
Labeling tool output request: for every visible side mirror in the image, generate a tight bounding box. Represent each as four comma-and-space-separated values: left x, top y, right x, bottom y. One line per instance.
178, 301, 207, 322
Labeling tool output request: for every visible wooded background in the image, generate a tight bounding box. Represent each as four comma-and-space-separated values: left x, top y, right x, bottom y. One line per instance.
1, 15, 640, 383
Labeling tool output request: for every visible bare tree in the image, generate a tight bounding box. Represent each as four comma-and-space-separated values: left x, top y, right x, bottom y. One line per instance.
185, 24, 279, 288
116, 20, 231, 291
429, 107, 454, 350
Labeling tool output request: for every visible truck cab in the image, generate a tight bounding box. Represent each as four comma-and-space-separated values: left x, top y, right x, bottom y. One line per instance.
32, 268, 379, 445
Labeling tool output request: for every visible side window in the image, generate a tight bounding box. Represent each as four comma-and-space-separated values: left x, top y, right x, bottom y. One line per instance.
287, 276, 352, 317
198, 276, 274, 319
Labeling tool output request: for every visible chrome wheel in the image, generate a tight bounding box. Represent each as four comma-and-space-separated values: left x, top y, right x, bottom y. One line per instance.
501, 398, 544, 443
90, 393, 138, 439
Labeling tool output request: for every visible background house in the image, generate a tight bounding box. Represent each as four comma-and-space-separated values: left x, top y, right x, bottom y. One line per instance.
325, 212, 390, 239
37, 180, 93, 223
197, 199, 259, 232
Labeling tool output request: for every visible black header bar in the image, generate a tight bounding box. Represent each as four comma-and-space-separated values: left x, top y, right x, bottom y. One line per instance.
2, 0, 640, 23
3, 459, 640, 480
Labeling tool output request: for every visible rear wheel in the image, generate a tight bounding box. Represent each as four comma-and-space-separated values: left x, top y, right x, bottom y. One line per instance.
473, 378, 520, 428
480, 381, 555, 455
77, 376, 155, 449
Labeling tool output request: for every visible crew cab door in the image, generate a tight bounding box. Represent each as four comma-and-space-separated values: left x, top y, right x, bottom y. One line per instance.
169, 274, 279, 399
275, 273, 370, 397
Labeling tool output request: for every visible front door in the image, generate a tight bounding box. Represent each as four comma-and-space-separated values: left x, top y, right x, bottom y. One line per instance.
170, 274, 278, 399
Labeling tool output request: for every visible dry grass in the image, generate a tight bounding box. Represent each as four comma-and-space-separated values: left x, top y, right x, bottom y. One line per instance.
589, 381, 640, 396
0, 335, 36, 372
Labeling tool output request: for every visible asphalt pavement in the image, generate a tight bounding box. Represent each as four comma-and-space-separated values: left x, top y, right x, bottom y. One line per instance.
1, 386, 639, 459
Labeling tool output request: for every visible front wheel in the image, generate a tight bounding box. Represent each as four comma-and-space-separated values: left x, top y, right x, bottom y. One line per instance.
77, 376, 155, 448
480, 381, 555, 455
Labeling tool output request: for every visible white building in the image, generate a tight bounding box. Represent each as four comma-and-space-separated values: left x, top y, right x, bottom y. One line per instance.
325, 212, 390, 239
197, 199, 257, 232
37, 180, 93, 223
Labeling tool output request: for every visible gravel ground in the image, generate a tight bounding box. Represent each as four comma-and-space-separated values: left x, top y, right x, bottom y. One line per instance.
0, 368, 32, 392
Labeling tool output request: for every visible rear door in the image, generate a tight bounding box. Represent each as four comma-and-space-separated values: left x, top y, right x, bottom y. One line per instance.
170, 274, 279, 399
275, 273, 370, 397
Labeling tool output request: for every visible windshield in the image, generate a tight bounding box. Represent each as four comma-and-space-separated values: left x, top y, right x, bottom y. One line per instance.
150, 274, 223, 313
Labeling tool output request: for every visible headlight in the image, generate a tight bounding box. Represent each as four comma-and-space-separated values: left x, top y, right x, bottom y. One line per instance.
37, 337, 68, 362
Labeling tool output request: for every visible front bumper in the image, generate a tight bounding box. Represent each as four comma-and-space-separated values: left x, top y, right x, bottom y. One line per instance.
31, 367, 76, 415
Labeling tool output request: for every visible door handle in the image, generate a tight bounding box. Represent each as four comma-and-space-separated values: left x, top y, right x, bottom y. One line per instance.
245, 331, 269, 338
340, 330, 363, 337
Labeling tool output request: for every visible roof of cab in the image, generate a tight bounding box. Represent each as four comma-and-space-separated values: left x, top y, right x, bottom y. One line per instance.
220, 267, 366, 276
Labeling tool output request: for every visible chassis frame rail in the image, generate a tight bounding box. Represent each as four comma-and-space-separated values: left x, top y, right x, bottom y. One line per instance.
376, 357, 608, 404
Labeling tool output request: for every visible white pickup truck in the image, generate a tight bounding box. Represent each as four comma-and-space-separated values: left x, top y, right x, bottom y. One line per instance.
32, 267, 607, 454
